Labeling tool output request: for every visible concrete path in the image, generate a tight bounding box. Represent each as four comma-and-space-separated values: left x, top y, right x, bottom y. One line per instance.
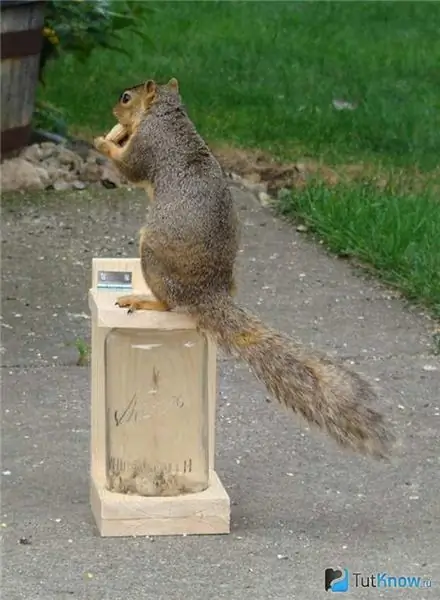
2, 185, 439, 599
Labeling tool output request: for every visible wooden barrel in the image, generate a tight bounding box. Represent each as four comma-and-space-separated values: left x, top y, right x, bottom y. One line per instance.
0, 0, 45, 158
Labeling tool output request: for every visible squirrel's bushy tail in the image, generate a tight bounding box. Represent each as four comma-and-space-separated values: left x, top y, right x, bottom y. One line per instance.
188, 294, 394, 459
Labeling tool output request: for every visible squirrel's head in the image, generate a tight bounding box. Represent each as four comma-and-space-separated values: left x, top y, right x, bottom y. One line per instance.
113, 78, 180, 130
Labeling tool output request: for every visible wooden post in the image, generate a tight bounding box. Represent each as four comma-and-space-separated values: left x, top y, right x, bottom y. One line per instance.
88, 258, 230, 537
0, 1, 45, 157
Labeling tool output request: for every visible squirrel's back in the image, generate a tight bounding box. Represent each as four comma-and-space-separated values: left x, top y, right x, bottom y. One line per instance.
133, 92, 239, 262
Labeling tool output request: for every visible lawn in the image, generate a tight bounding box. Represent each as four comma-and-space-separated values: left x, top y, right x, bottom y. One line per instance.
39, 0, 440, 316
278, 183, 440, 317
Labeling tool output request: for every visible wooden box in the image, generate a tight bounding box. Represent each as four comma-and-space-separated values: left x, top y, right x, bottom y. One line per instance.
88, 258, 230, 537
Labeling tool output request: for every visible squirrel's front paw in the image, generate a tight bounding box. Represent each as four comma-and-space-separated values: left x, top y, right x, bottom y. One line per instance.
94, 136, 123, 160
94, 136, 109, 155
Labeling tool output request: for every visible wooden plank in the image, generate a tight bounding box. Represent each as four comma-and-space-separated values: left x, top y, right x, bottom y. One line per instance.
207, 336, 217, 471
1, 54, 40, 129
91, 257, 147, 291
90, 318, 107, 481
89, 257, 198, 330
91, 472, 230, 537
0, 2, 45, 34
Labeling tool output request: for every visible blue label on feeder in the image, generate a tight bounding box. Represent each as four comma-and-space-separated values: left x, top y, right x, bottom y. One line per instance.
97, 270, 132, 290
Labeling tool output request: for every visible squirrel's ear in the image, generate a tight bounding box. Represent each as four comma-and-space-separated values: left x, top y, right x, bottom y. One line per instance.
144, 80, 157, 95
167, 78, 179, 93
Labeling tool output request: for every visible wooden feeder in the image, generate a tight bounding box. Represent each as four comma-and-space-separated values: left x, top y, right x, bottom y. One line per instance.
88, 258, 230, 537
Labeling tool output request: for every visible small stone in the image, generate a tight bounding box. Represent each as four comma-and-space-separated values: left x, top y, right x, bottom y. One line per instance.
1, 158, 45, 191
295, 162, 307, 174
80, 161, 102, 182
20, 144, 43, 163
34, 167, 51, 188
45, 163, 77, 184
39, 142, 58, 160
296, 224, 308, 232
19, 537, 32, 545
72, 180, 87, 190
258, 191, 272, 207
64, 170, 79, 183
45, 162, 64, 181
40, 141, 58, 151
53, 180, 72, 192
245, 172, 261, 184
56, 146, 83, 171
67, 140, 93, 161
101, 164, 122, 188
86, 149, 107, 165
241, 180, 267, 195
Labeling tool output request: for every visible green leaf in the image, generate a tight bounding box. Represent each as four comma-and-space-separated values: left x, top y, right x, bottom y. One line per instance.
98, 41, 132, 59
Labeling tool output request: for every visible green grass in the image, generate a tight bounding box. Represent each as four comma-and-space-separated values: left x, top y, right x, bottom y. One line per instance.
278, 182, 440, 316
38, 1, 440, 317
40, 1, 440, 169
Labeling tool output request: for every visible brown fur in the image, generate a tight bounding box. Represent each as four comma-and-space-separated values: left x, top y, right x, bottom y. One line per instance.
94, 78, 395, 460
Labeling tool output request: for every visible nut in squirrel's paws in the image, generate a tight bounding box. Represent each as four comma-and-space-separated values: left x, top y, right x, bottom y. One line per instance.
105, 123, 129, 146
93, 124, 129, 156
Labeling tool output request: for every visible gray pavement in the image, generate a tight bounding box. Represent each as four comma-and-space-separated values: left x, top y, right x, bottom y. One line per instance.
2, 185, 439, 599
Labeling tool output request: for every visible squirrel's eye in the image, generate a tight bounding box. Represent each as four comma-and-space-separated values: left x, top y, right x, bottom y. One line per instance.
121, 92, 131, 104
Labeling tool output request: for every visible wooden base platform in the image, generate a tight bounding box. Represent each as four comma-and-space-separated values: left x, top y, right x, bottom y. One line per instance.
90, 471, 230, 537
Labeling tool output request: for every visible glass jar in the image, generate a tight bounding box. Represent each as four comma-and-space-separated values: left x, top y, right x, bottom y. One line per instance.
104, 328, 210, 497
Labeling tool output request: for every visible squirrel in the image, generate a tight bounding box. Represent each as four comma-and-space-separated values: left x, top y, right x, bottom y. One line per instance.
94, 78, 395, 460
